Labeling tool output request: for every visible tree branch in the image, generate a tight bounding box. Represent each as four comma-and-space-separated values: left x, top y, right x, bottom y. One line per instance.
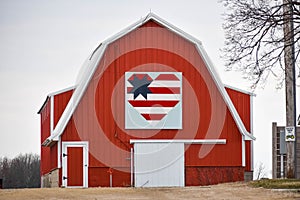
220, 0, 300, 88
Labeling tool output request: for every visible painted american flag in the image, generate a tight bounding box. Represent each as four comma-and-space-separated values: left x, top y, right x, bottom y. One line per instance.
125, 72, 182, 129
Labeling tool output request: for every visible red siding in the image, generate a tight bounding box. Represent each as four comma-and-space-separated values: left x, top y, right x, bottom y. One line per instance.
185, 111, 242, 167
40, 98, 51, 176
185, 166, 244, 186
226, 87, 253, 172
50, 143, 58, 170
40, 89, 73, 176
88, 167, 131, 187
140, 19, 163, 28
53, 90, 73, 129
245, 141, 252, 171
226, 87, 251, 132
61, 119, 81, 142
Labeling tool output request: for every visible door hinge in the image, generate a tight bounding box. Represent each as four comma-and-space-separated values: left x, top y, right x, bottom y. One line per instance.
63, 176, 68, 180
63, 153, 68, 157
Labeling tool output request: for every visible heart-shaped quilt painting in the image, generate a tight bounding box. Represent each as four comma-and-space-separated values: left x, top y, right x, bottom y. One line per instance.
125, 72, 182, 129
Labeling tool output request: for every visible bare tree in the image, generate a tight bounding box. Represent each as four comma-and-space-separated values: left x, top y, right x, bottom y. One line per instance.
0, 154, 40, 188
221, 0, 300, 89
256, 162, 267, 180
221, 0, 299, 178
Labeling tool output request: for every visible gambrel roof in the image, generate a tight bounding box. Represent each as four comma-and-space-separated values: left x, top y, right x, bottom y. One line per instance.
43, 13, 255, 146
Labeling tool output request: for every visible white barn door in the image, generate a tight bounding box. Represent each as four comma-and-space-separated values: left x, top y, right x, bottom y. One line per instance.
134, 142, 184, 187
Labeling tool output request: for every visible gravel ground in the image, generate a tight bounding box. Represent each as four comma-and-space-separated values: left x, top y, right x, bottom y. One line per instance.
0, 182, 299, 200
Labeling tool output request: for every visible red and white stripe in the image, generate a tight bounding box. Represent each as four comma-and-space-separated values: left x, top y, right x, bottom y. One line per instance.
126, 73, 181, 125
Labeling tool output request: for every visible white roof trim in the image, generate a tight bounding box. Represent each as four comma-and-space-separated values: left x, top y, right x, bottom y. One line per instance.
38, 86, 76, 114
50, 44, 106, 141
224, 84, 256, 97
130, 139, 226, 144
44, 13, 255, 145
195, 44, 255, 140
47, 86, 76, 97
101, 12, 203, 48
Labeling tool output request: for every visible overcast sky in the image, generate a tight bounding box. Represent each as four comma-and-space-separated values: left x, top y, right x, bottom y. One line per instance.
0, 0, 299, 178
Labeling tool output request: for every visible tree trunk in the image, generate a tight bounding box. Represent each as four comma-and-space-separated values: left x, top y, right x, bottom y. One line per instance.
283, 0, 296, 179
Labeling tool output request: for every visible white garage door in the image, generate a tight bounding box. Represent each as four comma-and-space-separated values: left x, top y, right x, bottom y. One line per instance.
134, 142, 184, 187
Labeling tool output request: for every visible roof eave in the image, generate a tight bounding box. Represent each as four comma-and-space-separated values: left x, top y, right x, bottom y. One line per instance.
42, 136, 59, 147
37, 86, 76, 114
41, 138, 52, 147
224, 84, 256, 97
37, 96, 50, 114
244, 132, 256, 140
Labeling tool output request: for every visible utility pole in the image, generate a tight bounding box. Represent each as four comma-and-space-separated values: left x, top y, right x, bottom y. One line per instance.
283, 0, 297, 178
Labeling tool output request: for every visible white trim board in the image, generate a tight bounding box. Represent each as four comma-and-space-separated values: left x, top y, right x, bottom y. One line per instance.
242, 136, 246, 167
50, 95, 54, 135
250, 95, 254, 170
130, 139, 226, 144
48, 86, 76, 97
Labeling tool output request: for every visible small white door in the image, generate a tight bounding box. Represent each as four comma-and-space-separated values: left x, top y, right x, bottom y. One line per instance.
62, 142, 89, 188
134, 142, 184, 187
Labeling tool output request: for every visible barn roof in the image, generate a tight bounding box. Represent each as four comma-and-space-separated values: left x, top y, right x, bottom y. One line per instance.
42, 13, 255, 146
37, 86, 76, 114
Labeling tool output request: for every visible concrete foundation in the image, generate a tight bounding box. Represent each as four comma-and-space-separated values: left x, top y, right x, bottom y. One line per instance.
41, 168, 59, 188
244, 171, 253, 181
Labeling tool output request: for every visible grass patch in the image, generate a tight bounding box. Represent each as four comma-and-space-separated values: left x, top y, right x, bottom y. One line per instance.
250, 179, 300, 189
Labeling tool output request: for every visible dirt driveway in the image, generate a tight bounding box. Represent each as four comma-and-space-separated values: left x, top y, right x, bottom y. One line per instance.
0, 182, 299, 200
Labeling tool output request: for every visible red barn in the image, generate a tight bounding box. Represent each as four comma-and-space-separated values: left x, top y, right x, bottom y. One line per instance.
38, 13, 255, 188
